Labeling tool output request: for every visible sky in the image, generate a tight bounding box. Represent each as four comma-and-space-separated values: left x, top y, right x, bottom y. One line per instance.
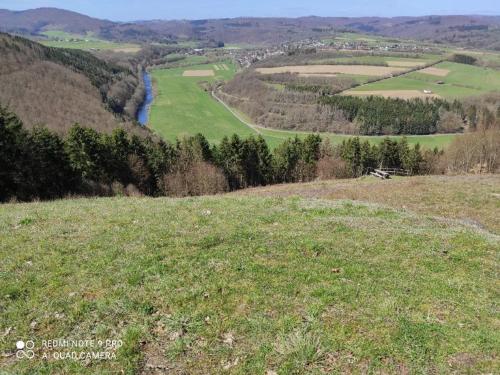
0, 0, 499, 21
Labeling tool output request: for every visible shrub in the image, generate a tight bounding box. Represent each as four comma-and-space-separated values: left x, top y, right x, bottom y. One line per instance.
163, 162, 229, 197
316, 157, 351, 179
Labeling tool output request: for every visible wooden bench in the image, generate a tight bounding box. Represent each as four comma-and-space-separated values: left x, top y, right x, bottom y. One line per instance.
371, 169, 391, 179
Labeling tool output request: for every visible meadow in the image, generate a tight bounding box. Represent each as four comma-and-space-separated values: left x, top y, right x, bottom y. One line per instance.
0, 175, 498, 374
348, 61, 500, 99
40, 30, 140, 52
149, 61, 256, 144
259, 127, 457, 150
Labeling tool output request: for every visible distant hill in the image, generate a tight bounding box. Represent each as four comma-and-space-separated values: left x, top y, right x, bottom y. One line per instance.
1, 8, 500, 49
0, 7, 112, 35
0, 33, 145, 134
140, 15, 500, 49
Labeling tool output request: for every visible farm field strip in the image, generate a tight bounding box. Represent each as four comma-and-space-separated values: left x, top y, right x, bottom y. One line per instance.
419, 67, 450, 76
348, 61, 500, 99
255, 65, 407, 76
345, 90, 441, 99
39, 30, 140, 51
387, 60, 427, 67
182, 69, 215, 77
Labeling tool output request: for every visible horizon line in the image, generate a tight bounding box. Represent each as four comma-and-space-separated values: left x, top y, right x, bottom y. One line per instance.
1, 6, 499, 23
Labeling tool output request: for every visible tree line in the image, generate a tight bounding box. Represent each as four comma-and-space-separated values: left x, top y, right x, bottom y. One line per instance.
320, 95, 464, 135
1, 106, 439, 202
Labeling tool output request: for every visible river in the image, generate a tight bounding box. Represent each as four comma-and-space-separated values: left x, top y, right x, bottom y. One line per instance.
137, 71, 153, 125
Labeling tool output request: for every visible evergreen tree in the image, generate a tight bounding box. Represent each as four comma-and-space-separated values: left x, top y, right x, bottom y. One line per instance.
65, 125, 107, 182
0, 107, 28, 201
23, 127, 77, 200
273, 136, 303, 183
378, 138, 400, 169
341, 137, 362, 176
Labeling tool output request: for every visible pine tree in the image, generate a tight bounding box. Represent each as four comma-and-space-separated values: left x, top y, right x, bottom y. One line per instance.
0, 106, 28, 201
24, 127, 77, 199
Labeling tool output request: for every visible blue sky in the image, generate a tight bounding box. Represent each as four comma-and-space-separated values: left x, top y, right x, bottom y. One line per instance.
1, 0, 499, 21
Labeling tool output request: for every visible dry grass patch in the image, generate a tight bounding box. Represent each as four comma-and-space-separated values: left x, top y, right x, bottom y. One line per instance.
255, 65, 406, 77
113, 47, 142, 53
346, 90, 441, 99
419, 67, 450, 77
182, 70, 215, 77
298, 73, 338, 77
235, 174, 500, 234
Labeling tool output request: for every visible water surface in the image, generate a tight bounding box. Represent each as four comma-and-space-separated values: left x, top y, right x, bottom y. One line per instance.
137, 71, 153, 125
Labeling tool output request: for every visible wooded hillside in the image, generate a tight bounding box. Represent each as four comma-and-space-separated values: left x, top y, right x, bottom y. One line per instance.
0, 33, 144, 134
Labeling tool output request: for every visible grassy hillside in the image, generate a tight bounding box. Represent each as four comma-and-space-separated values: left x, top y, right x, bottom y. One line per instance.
237, 174, 500, 234
0, 175, 498, 374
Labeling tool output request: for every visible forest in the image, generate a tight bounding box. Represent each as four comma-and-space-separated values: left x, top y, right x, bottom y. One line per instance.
320, 95, 464, 135
0, 33, 147, 134
2, 106, 498, 202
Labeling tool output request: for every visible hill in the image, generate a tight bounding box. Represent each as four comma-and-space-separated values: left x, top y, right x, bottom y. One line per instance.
0, 175, 498, 373
1, 8, 500, 50
0, 33, 145, 134
139, 15, 500, 50
0, 7, 111, 35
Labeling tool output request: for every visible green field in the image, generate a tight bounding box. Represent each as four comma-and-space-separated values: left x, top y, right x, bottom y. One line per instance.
1, 176, 498, 374
149, 61, 458, 149
314, 55, 440, 66
259, 127, 458, 150
40, 30, 140, 52
224, 43, 262, 50
149, 61, 256, 144
349, 61, 500, 99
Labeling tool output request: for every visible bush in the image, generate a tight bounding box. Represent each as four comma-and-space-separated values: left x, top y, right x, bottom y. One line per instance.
163, 162, 229, 197
316, 157, 351, 179
445, 130, 500, 173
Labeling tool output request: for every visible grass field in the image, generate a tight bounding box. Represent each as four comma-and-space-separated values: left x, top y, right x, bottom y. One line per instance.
0, 175, 498, 374
149, 61, 256, 144
258, 127, 457, 150
348, 61, 500, 99
40, 30, 140, 52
